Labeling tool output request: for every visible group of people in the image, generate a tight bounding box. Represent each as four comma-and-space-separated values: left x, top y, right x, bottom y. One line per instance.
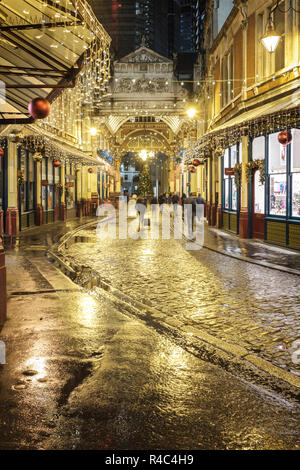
127, 192, 206, 234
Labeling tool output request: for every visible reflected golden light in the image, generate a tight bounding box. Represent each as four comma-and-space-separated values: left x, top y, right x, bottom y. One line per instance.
79, 295, 98, 327
89, 127, 98, 136
25, 357, 47, 377
186, 107, 197, 119
139, 149, 148, 161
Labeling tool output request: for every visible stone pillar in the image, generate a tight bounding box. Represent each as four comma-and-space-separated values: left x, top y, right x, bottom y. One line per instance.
6, 141, 19, 236
60, 163, 66, 221
239, 135, 250, 238
36, 160, 43, 225
0, 237, 6, 324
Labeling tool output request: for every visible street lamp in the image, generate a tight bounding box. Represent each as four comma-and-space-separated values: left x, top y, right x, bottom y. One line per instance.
261, 13, 281, 52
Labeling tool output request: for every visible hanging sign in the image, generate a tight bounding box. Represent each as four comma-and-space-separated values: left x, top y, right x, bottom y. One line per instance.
41, 180, 48, 186
225, 168, 235, 176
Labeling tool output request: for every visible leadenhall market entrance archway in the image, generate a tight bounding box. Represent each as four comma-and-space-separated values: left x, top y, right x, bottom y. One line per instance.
89, 43, 198, 197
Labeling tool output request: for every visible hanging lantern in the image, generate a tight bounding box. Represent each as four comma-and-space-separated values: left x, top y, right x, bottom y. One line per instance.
28, 98, 50, 119
192, 158, 200, 167
53, 160, 61, 167
278, 130, 292, 147
88, 168, 94, 173
0, 148, 4, 157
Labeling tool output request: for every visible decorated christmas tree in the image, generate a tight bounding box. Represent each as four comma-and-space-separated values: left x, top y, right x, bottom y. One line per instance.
137, 163, 153, 197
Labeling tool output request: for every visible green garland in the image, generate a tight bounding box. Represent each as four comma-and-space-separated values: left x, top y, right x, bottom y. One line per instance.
234, 163, 242, 189
17, 172, 24, 185
245, 159, 265, 184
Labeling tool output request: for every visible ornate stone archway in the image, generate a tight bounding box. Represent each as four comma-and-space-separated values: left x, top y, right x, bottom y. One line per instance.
91, 44, 198, 196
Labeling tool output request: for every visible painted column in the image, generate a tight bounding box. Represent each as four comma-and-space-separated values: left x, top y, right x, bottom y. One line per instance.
206, 157, 212, 225
76, 165, 83, 218
211, 153, 217, 226
216, 156, 223, 228
190, 171, 197, 193
6, 141, 19, 236
0, 236, 6, 324
60, 163, 66, 221
36, 160, 42, 225
114, 158, 121, 196
239, 135, 250, 238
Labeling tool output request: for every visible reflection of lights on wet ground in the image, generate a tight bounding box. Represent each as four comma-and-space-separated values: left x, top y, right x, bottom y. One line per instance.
25, 357, 47, 376
79, 295, 98, 327
159, 345, 188, 372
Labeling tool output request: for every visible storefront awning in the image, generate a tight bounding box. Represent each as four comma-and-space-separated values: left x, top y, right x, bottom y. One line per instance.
0, 0, 110, 123
184, 91, 300, 163
207, 93, 300, 136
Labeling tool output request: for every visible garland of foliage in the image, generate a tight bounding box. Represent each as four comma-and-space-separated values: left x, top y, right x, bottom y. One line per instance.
234, 163, 242, 189
245, 159, 266, 184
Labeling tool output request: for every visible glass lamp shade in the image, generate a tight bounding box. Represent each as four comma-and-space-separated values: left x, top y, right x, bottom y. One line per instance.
261, 22, 281, 53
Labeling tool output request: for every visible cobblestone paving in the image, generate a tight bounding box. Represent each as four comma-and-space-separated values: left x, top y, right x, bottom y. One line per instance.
64, 225, 300, 374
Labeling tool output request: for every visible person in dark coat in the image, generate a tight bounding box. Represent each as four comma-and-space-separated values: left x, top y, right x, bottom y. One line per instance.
136, 196, 147, 230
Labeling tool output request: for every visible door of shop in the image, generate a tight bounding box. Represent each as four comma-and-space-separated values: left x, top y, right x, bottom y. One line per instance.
252, 170, 265, 239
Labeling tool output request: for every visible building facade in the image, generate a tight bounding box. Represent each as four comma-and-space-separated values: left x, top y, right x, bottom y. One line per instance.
183, 0, 300, 250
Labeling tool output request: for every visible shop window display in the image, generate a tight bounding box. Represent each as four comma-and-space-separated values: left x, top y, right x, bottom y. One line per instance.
222, 146, 239, 211
268, 132, 287, 216
291, 129, 300, 217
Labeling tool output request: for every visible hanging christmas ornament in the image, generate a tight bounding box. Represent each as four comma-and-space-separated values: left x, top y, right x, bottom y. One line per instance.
88, 168, 94, 173
53, 160, 61, 167
192, 158, 200, 167
28, 98, 51, 119
0, 148, 4, 157
277, 130, 292, 147
190, 167, 196, 173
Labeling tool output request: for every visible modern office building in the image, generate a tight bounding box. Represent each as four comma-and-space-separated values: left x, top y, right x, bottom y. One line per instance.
89, 0, 182, 59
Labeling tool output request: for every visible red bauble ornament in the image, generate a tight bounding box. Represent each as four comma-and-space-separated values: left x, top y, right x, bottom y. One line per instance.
53, 160, 61, 167
192, 158, 200, 167
88, 168, 94, 173
190, 167, 196, 173
278, 130, 292, 147
28, 98, 50, 119
0, 148, 4, 157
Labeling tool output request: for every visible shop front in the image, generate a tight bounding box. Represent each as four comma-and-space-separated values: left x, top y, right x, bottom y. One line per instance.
222, 143, 240, 234
263, 128, 300, 249
18, 147, 36, 231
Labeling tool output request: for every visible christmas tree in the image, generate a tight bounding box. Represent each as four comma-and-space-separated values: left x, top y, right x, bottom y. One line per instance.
137, 163, 153, 197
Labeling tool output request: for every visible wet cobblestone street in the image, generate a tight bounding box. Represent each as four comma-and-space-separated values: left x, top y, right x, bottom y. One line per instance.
63, 223, 300, 374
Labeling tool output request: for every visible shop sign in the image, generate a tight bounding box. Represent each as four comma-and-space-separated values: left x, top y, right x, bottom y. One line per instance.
225, 168, 235, 176
41, 180, 48, 186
